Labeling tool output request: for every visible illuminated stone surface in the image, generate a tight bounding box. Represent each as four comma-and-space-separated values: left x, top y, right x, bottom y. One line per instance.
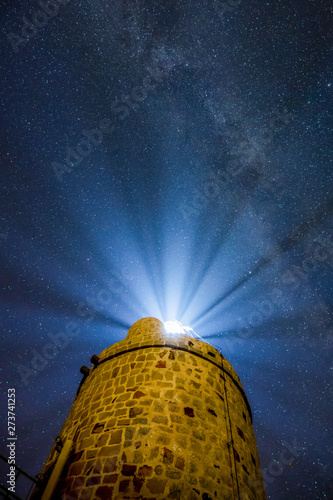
39, 317, 267, 499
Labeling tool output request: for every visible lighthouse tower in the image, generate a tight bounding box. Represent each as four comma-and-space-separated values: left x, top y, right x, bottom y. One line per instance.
35, 317, 266, 499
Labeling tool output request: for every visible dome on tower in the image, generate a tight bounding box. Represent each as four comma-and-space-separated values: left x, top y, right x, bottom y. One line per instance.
126, 317, 165, 341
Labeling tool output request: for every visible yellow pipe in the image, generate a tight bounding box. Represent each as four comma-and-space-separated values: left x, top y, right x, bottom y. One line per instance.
40, 439, 73, 500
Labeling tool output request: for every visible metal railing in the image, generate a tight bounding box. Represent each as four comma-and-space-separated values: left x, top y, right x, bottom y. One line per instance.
0, 453, 38, 500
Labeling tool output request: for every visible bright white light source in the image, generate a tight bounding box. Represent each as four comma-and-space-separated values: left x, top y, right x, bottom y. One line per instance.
164, 320, 185, 334
164, 320, 195, 337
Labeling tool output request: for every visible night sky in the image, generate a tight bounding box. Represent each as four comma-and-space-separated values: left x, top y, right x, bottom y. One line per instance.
1, 0, 332, 498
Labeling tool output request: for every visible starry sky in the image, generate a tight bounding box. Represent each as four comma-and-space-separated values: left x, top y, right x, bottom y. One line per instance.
0, 0, 332, 498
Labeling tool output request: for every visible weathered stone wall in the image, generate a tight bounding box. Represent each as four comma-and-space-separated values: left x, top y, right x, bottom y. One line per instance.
40, 317, 266, 499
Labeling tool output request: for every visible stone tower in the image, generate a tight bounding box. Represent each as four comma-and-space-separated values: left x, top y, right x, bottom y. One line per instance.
36, 317, 267, 499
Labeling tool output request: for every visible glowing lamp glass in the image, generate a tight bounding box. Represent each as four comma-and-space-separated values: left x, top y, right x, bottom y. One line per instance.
164, 320, 185, 334
164, 321, 195, 337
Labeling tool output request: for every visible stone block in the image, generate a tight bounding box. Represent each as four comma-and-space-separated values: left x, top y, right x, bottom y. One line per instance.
68, 462, 84, 476
126, 377, 136, 388
133, 450, 144, 464
109, 429, 123, 444
150, 389, 160, 398
114, 408, 126, 416
146, 477, 167, 494
192, 429, 205, 441
86, 476, 100, 486
121, 364, 129, 375
98, 445, 120, 457
139, 398, 153, 406
79, 487, 92, 499
199, 476, 214, 492
168, 402, 180, 412
176, 425, 188, 434
158, 349, 168, 358
184, 407, 195, 417
114, 386, 125, 395
70, 476, 85, 490
133, 417, 148, 425
137, 465, 153, 477
189, 462, 198, 473
152, 415, 168, 425
105, 418, 117, 429
163, 447, 174, 464
103, 474, 118, 483
153, 401, 165, 412
64, 488, 80, 499
167, 482, 183, 497
129, 407, 143, 418
117, 418, 131, 426
95, 434, 109, 447
137, 427, 149, 436
205, 465, 216, 479
133, 390, 146, 399
121, 464, 137, 476
86, 449, 97, 460
190, 380, 201, 390
178, 392, 190, 404
150, 446, 159, 459
91, 423, 104, 433
154, 464, 163, 475
103, 456, 117, 473
171, 414, 183, 424
125, 400, 137, 408
116, 392, 132, 402
79, 428, 90, 441
157, 434, 171, 445
95, 485, 114, 499
175, 457, 185, 470
125, 427, 135, 440
119, 479, 130, 492
81, 437, 95, 449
